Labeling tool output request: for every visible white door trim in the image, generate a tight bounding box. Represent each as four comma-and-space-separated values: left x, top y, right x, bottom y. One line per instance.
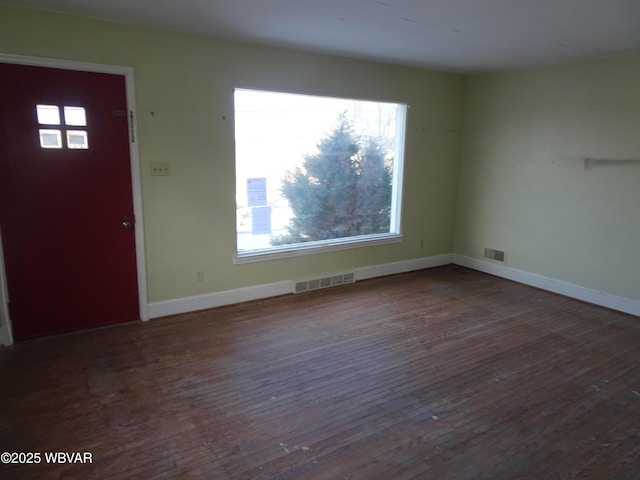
0, 226, 14, 346
0, 53, 149, 346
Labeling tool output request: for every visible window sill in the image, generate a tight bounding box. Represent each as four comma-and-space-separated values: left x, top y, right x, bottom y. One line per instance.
233, 233, 404, 264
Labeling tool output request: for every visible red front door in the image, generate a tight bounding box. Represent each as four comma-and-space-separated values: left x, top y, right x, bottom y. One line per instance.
0, 62, 139, 340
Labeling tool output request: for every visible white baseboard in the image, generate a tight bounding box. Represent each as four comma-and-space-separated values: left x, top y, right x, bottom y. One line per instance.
147, 280, 294, 318
0, 322, 13, 347
1, 250, 633, 338
0, 233, 14, 347
149, 253, 639, 320
148, 254, 453, 319
452, 254, 640, 317
3, 249, 635, 337
0, 295, 12, 347
355, 253, 453, 281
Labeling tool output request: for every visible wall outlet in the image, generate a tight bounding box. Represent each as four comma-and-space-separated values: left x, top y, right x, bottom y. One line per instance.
196, 269, 204, 283
150, 162, 171, 176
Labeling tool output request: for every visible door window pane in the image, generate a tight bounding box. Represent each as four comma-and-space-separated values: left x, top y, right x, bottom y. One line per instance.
39, 129, 63, 148
36, 105, 60, 125
66, 130, 89, 149
64, 106, 87, 126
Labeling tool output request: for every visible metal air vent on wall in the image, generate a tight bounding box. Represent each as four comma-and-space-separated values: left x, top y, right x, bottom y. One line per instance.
295, 272, 355, 294
484, 248, 506, 262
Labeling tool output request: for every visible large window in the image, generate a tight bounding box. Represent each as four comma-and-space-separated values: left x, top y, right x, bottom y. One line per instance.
234, 88, 406, 261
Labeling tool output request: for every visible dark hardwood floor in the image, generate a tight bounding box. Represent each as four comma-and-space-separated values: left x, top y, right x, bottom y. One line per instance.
1, 265, 639, 479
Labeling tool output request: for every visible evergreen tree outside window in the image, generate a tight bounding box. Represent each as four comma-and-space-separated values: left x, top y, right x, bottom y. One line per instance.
234, 89, 406, 260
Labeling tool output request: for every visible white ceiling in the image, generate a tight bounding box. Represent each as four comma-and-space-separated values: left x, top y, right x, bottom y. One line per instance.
4, 0, 640, 72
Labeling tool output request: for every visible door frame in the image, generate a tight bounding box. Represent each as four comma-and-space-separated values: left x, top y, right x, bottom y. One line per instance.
0, 53, 149, 346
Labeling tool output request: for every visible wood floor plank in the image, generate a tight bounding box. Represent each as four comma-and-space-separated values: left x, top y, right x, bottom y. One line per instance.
1, 265, 639, 479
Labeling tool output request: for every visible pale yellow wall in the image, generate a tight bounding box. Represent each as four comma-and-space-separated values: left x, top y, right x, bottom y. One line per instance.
455, 55, 640, 300
0, 5, 465, 302
4, 5, 636, 307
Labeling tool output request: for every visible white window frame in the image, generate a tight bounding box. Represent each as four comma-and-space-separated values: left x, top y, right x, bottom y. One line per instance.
233, 89, 407, 264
